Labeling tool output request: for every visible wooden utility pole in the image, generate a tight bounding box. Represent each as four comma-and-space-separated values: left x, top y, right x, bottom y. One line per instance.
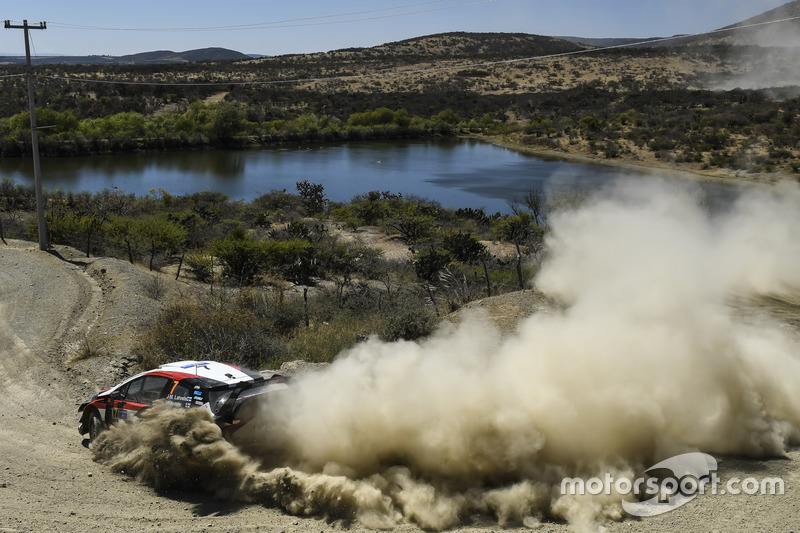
4, 20, 48, 250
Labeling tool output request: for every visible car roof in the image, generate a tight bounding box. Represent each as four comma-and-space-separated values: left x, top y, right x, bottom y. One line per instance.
101, 361, 262, 394
156, 361, 262, 385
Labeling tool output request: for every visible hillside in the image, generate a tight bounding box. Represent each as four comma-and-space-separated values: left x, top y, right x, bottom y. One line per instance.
665, 0, 800, 47
0, 46, 250, 66
118, 47, 252, 64
737, 0, 800, 22
555, 35, 667, 48
330, 32, 584, 60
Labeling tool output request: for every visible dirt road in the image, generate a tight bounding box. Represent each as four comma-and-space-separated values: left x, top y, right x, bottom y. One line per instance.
0, 240, 798, 533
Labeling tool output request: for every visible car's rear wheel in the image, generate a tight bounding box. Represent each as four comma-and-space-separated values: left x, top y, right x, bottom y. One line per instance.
88, 411, 105, 442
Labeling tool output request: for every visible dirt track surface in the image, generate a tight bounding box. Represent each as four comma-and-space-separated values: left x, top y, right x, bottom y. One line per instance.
0, 240, 799, 532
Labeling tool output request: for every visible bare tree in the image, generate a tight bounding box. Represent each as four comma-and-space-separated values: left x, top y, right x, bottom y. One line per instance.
523, 184, 549, 229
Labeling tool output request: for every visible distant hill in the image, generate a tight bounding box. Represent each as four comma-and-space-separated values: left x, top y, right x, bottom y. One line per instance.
556, 36, 667, 48
559, 1, 800, 49
715, 0, 800, 47
0, 47, 250, 66
644, 0, 800, 48
726, 0, 800, 29
335, 32, 584, 60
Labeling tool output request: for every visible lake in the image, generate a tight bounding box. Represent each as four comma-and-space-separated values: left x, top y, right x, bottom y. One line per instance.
0, 138, 742, 213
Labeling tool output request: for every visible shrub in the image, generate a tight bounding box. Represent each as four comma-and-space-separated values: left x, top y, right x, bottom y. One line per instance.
381, 305, 437, 342
134, 303, 288, 370
71, 334, 110, 362
142, 274, 167, 300
287, 314, 376, 362
184, 253, 215, 283
234, 287, 306, 335
211, 234, 266, 284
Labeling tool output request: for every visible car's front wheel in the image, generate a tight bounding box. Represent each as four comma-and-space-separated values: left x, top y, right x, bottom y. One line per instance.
88, 411, 105, 442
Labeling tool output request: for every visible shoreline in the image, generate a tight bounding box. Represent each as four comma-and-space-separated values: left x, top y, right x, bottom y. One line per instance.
472, 133, 795, 189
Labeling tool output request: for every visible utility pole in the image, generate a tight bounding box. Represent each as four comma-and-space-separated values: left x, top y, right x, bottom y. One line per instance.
4, 19, 47, 250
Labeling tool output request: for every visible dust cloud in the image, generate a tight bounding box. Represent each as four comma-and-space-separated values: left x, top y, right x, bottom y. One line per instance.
711, 17, 800, 90
94, 179, 800, 531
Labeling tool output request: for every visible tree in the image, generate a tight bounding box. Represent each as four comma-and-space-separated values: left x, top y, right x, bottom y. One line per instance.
210, 102, 246, 145
167, 210, 206, 280
78, 213, 104, 258
413, 246, 451, 315
272, 239, 319, 328
522, 184, 549, 229
494, 213, 543, 290
107, 216, 141, 264
384, 204, 436, 244
442, 230, 493, 296
349, 191, 391, 226
44, 207, 80, 249
296, 180, 326, 216
138, 215, 187, 271
320, 242, 383, 307
68, 188, 135, 257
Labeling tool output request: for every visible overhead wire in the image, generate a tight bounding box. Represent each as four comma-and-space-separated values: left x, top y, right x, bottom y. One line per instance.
32, 14, 800, 89
29, 29, 38, 60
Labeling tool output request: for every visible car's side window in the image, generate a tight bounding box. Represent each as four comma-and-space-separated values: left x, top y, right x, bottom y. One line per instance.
115, 382, 130, 399
127, 376, 171, 404
123, 378, 144, 402
166, 381, 194, 406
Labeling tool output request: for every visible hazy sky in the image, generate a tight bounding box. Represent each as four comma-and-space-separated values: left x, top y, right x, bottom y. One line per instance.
0, 0, 791, 56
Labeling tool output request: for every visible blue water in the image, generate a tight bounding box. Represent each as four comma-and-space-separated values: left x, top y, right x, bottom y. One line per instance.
0, 138, 742, 213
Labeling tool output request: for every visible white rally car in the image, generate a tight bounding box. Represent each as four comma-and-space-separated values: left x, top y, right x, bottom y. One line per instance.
78, 360, 289, 446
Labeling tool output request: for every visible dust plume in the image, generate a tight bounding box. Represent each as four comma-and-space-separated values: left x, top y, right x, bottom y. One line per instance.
708, 15, 800, 90
94, 178, 800, 530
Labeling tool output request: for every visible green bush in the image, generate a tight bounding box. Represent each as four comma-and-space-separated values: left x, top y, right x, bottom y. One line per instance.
234, 287, 306, 335
287, 314, 378, 362
184, 253, 215, 283
381, 305, 438, 342
134, 303, 288, 370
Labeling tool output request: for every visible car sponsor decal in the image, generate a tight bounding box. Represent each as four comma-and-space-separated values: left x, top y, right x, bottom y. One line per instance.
167, 394, 193, 402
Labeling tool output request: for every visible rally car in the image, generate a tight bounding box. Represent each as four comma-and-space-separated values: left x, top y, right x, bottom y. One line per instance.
78, 360, 289, 445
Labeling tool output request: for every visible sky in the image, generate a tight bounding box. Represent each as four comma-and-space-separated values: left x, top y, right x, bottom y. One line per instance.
0, 0, 792, 57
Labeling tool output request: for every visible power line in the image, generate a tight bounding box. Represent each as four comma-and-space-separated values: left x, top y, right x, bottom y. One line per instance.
34, 14, 800, 89
47, 0, 496, 32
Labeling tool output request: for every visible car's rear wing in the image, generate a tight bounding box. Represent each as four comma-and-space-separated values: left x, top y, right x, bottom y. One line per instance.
210, 374, 290, 423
